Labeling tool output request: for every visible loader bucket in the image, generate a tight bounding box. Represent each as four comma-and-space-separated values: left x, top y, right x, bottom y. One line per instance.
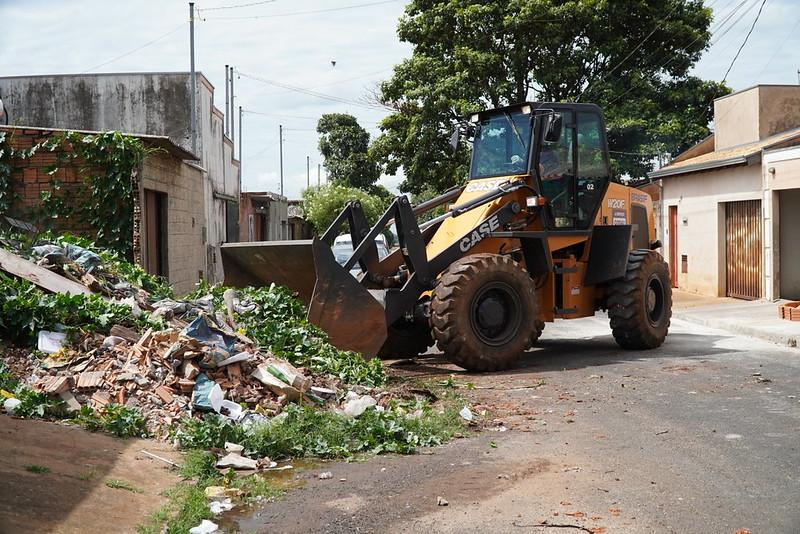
221, 240, 317, 303
307, 237, 388, 358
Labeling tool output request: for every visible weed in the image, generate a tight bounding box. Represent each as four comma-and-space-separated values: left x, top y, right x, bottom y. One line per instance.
24, 464, 50, 474
105, 479, 143, 493
0, 360, 18, 391
76, 468, 99, 481
13, 386, 64, 418
72, 404, 148, 438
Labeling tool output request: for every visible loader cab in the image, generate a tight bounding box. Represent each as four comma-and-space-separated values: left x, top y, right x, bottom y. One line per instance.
468, 103, 612, 230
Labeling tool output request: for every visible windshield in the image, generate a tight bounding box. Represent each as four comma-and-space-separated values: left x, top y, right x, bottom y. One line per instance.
470, 110, 532, 179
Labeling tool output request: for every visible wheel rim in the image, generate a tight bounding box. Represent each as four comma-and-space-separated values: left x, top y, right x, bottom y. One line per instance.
469, 282, 523, 346
645, 274, 666, 327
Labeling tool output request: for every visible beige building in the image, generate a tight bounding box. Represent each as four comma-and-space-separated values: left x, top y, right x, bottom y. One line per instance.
649, 85, 800, 301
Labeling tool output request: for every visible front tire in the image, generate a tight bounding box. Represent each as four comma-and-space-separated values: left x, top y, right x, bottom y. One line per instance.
608, 250, 672, 349
431, 254, 537, 371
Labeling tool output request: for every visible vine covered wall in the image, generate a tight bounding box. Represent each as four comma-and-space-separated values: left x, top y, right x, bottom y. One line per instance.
0, 128, 152, 259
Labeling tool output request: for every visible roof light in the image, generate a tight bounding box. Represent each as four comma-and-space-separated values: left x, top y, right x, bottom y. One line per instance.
521, 105, 532, 114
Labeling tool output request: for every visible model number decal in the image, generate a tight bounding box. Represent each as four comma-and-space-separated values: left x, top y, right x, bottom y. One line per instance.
631, 192, 649, 204
607, 198, 625, 209
460, 215, 501, 252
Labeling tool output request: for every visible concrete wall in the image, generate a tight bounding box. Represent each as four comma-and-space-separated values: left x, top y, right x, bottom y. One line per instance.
661, 164, 761, 296
715, 87, 760, 150
139, 153, 206, 295
763, 146, 800, 300
0, 72, 240, 283
714, 85, 800, 151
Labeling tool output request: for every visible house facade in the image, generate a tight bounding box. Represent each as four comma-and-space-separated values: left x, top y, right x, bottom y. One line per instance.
238, 192, 288, 242
649, 85, 800, 301
0, 72, 240, 283
1, 125, 206, 295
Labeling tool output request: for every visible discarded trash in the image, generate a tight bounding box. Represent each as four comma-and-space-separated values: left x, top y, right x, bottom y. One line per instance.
4, 397, 21, 415
189, 519, 219, 534
310, 386, 337, 400
216, 452, 259, 470
342, 393, 377, 418
251, 364, 301, 400
208, 383, 243, 421
37, 330, 67, 354
318, 471, 333, 480
459, 406, 473, 422
437, 496, 449, 506
265, 358, 311, 392
192, 373, 216, 411
209, 498, 234, 515
224, 442, 244, 454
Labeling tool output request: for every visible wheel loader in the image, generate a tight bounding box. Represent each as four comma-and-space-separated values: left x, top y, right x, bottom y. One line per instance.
222, 102, 672, 371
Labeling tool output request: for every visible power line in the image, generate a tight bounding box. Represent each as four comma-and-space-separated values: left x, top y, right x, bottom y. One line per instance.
82, 22, 185, 73
198, 0, 277, 11
721, 0, 769, 83
202, 0, 400, 20
253, 68, 392, 98
236, 70, 390, 111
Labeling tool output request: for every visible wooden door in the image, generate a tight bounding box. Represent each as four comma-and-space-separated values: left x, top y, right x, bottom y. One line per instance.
725, 200, 762, 300
143, 189, 168, 277
668, 205, 678, 287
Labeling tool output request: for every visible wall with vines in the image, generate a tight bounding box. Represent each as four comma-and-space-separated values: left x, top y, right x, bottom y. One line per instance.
0, 129, 152, 259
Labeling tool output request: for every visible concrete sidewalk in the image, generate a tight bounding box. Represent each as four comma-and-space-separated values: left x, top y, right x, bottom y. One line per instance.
672, 289, 799, 348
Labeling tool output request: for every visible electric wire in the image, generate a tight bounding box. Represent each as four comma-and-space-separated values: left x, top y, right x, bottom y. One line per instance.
82, 22, 186, 73
197, 0, 277, 12
721, 0, 769, 83
202, 0, 400, 20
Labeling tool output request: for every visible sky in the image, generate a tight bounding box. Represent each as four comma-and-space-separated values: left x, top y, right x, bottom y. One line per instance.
0, 0, 798, 199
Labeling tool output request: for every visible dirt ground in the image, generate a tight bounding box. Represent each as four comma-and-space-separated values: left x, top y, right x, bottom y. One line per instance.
0, 416, 181, 534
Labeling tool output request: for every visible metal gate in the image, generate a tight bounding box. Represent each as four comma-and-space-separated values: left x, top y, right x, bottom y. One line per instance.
725, 200, 762, 300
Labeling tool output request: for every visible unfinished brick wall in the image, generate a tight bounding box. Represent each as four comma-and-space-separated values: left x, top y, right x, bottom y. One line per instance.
1, 127, 96, 235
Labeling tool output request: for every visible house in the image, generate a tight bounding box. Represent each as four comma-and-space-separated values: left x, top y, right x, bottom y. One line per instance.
238, 192, 288, 241
0, 125, 206, 295
0, 72, 240, 282
288, 200, 312, 240
648, 85, 800, 301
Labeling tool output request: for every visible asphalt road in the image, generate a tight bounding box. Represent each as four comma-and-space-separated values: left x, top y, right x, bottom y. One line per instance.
225, 316, 800, 534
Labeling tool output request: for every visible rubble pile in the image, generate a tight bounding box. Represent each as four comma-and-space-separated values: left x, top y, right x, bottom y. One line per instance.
6, 313, 340, 434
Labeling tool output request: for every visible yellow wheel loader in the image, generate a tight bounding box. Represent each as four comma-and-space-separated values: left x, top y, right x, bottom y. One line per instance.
222, 102, 672, 371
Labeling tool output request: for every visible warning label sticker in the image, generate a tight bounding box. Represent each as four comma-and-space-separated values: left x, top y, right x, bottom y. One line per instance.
612, 209, 627, 225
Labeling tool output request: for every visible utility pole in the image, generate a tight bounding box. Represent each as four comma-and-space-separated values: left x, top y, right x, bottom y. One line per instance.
189, 2, 197, 156
224, 65, 229, 136
230, 67, 235, 146
306, 156, 310, 188
238, 106, 242, 162
317, 163, 321, 186
279, 124, 284, 196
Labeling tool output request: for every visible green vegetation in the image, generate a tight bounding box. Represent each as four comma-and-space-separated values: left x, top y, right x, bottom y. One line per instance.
175, 399, 463, 460
139, 451, 283, 534
301, 182, 390, 235
105, 479, 144, 493
24, 464, 51, 474
72, 404, 149, 439
0, 272, 155, 344
317, 113, 380, 189
12, 386, 64, 418
0, 360, 18, 391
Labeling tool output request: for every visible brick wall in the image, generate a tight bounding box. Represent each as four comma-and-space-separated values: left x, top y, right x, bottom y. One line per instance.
1, 127, 95, 235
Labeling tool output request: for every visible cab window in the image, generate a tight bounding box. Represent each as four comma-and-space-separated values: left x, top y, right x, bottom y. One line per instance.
575, 112, 610, 228
538, 112, 575, 228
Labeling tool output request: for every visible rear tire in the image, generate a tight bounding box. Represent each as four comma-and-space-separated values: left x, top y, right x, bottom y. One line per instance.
608, 250, 672, 349
431, 254, 537, 371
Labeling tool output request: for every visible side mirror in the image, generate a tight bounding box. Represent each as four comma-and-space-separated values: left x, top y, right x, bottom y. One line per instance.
544, 113, 562, 143
449, 127, 460, 154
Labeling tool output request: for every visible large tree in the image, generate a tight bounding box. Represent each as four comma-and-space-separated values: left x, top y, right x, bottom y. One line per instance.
317, 113, 380, 189
373, 0, 729, 194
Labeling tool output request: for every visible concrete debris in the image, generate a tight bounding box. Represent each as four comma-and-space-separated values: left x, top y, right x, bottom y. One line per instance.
318, 472, 333, 480
216, 452, 259, 470
224, 442, 245, 454
437, 496, 449, 506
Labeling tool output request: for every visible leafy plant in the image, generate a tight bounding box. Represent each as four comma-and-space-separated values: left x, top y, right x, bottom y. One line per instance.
24, 464, 51, 474
73, 404, 148, 438
302, 182, 390, 235
12, 386, 64, 418
106, 479, 143, 493
0, 360, 19, 392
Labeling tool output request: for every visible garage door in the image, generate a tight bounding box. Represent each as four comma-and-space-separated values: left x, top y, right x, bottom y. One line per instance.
725, 200, 762, 300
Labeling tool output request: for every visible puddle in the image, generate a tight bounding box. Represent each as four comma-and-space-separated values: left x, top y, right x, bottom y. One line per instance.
215, 459, 318, 532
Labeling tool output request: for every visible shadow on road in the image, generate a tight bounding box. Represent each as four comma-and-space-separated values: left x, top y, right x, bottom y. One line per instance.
390, 331, 741, 378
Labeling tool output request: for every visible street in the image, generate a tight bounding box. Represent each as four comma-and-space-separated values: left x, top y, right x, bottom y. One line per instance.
224, 316, 800, 534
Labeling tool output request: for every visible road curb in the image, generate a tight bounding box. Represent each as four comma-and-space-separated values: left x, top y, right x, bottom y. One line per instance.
673, 311, 799, 349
